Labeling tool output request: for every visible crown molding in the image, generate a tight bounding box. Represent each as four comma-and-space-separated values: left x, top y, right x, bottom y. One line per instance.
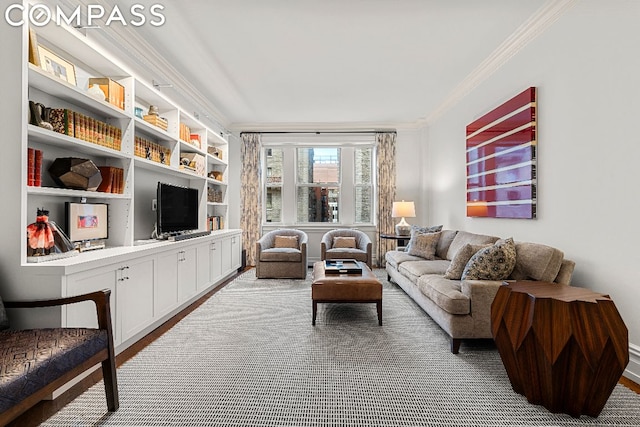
418, 0, 578, 127
229, 121, 421, 134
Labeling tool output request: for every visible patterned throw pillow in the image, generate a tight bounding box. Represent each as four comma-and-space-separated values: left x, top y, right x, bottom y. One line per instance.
0, 296, 9, 330
407, 231, 442, 260
443, 243, 490, 280
333, 236, 357, 248
274, 235, 299, 249
461, 237, 517, 281
405, 225, 443, 253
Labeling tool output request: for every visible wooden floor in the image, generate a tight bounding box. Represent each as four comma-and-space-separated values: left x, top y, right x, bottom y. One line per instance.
9, 268, 640, 426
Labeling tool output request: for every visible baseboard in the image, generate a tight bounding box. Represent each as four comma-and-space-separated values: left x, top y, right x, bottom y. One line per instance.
625, 343, 640, 384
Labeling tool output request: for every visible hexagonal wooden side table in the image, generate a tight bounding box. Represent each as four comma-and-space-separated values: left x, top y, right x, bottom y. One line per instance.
491, 281, 628, 418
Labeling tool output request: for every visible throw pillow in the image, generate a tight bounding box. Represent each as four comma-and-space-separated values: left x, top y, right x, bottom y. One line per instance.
0, 296, 8, 330
407, 231, 441, 260
443, 243, 490, 280
333, 236, 357, 249
405, 224, 443, 253
273, 235, 299, 249
461, 237, 517, 281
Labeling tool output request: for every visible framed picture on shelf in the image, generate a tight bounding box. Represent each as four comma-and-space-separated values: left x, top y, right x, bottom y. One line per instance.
28, 29, 40, 67
38, 45, 77, 86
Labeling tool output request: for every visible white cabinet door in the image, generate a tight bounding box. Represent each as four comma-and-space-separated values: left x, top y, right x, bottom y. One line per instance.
221, 236, 232, 275
178, 247, 197, 302
210, 239, 222, 284
117, 256, 154, 344
231, 234, 242, 270
66, 265, 118, 343
196, 243, 211, 291
156, 251, 179, 318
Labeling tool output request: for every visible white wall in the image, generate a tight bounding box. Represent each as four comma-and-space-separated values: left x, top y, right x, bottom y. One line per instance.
423, 0, 640, 382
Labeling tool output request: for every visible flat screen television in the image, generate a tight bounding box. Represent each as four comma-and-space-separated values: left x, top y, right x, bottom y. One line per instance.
157, 182, 199, 236
65, 202, 109, 243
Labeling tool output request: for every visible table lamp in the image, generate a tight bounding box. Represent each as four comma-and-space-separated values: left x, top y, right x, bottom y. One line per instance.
392, 200, 415, 236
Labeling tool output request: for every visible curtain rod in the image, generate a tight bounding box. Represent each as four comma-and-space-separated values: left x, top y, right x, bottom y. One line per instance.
240, 130, 396, 136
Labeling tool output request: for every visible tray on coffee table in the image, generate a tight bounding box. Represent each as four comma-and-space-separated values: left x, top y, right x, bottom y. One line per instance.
323, 259, 362, 274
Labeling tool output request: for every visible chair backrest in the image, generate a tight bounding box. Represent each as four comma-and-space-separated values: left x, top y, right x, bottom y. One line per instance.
260, 229, 308, 249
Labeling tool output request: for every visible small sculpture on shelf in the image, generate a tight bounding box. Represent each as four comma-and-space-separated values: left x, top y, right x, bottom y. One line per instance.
28, 101, 53, 131
48, 157, 102, 191
26, 208, 77, 262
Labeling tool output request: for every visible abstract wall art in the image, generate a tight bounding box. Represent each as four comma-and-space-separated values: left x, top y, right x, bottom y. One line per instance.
466, 87, 537, 219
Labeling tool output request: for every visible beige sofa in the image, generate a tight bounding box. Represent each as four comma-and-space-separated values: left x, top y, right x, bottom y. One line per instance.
385, 230, 575, 354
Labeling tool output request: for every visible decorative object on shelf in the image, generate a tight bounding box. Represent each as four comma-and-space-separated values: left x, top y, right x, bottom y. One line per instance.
207, 187, 223, 203
37, 44, 77, 86
26, 208, 77, 262
48, 157, 102, 191
466, 87, 537, 219
87, 83, 107, 101
28, 28, 40, 66
134, 107, 144, 118
208, 170, 223, 181
208, 146, 222, 159
148, 105, 159, 115
88, 77, 125, 109
28, 101, 53, 131
190, 133, 201, 148
391, 200, 415, 236
180, 153, 205, 176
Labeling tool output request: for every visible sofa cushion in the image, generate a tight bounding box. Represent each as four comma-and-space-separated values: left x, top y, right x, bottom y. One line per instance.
260, 248, 302, 262
407, 231, 441, 259
436, 230, 458, 260
405, 225, 442, 254
443, 243, 490, 280
398, 260, 450, 283
274, 235, 299, 249
417, 275, 470, 315
462, 237, 517, 281
509, 242, 564, 282
0, 296, 8, 330
325, 248, 366, 259
446, 231, 499, 261
385, 251, 426, 270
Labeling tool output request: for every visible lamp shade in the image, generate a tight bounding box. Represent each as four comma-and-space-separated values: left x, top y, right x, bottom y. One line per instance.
392, 201, 416, 218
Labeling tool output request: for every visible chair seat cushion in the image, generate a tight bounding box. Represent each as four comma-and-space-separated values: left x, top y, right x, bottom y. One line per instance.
325, 248, 366, 260
0, 328, 107, 412
260, 248, 302, 262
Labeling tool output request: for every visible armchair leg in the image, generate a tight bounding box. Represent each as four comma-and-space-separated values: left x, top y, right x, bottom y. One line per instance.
451, 338, 462, 354
101, 355, 119, 411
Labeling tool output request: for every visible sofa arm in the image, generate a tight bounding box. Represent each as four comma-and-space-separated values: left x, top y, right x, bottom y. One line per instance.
460, 280, 503, 337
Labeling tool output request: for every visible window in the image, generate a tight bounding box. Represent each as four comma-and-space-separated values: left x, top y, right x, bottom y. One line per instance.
262, 138, 375, 225
264, 148, 283, 223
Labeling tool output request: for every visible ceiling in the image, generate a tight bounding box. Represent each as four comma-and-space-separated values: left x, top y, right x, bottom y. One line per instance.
84, 0, 554, 129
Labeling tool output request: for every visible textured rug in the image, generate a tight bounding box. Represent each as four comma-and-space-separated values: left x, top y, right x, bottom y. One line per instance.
42, 269, 640, 426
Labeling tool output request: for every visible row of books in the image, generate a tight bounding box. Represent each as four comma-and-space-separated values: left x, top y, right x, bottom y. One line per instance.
97, 166, 125, 194
134, 136, 171, 165
207, 216, 224, 231
27, 148, 43, 186
49, 108, 122, 151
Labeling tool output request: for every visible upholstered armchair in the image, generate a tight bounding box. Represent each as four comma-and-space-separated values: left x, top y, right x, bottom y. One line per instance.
256, 229, 308, 279
321, 229, 372, 268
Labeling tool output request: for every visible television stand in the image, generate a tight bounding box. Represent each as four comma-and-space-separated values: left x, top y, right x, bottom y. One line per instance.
168, 231, 211, 241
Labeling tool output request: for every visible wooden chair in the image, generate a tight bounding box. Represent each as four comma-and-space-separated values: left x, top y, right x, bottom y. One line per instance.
0, 290, 119, 425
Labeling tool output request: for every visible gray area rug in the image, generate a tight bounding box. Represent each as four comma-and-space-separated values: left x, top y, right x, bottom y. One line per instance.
42, 269, 640, 426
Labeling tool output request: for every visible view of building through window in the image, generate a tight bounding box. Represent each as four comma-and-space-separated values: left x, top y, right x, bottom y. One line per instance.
263, 144, 374, 224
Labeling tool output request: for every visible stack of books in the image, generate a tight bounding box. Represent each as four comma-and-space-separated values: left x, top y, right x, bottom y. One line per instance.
97, 166, 124, 194
27, 148, 43, 186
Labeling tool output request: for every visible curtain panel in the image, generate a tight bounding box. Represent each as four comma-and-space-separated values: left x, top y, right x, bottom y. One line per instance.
376, 132, 397, 266
240, 133, 262, 266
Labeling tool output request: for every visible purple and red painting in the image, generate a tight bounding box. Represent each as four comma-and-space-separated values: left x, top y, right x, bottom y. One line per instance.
466, 87, 537, 219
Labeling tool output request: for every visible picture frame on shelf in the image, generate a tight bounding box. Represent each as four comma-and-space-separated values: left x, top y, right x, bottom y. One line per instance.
28, 29, 40, 67
38, 45, 77, 86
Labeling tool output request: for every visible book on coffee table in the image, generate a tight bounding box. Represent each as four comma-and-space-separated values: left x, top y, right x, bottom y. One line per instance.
323, 259, 362, 274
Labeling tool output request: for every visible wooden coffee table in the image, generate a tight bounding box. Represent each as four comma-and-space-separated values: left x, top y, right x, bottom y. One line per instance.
312, 261, 382, 326
491, 281, 629, 417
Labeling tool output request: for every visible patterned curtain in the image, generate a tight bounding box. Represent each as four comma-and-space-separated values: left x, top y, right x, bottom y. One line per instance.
376, 132, 397, 267
240, 133, 262, 266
